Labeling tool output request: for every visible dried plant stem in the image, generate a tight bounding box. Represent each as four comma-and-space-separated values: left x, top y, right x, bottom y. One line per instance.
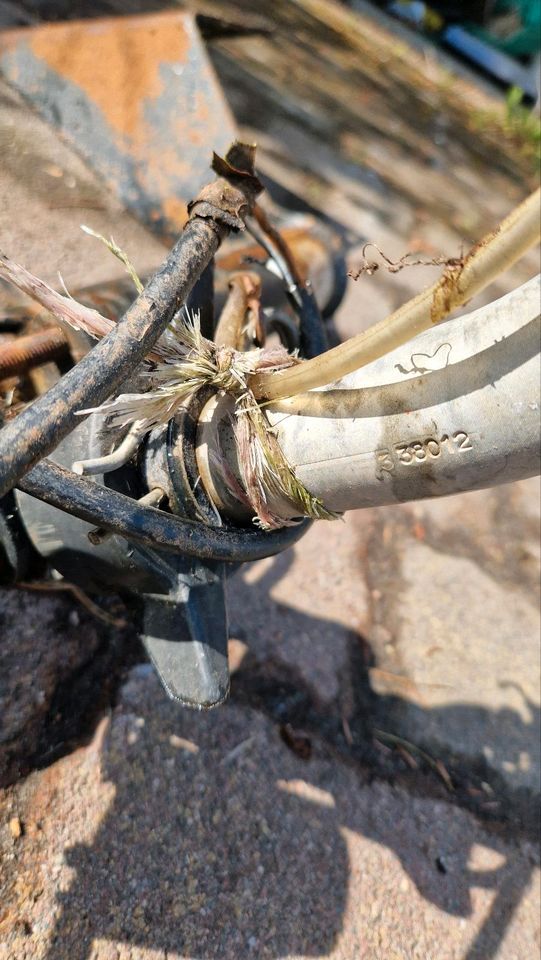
251, 187, 541, 400
16, 580, 127, 628
0, 253, 116, 340
234, 396, 340, 529
374, 729, 453, 791
80, 225, 144, 294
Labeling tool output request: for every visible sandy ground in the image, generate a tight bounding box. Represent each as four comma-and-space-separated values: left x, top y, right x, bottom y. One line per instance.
1, 1, 540, 958
1, 670, 540, 960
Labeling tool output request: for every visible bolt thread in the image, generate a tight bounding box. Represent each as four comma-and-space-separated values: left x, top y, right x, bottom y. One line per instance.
0, 330, 69, 379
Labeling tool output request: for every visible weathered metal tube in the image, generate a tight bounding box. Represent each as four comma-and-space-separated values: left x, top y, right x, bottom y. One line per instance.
0, 329, 69, 379
16, 459, 311, 562
200, 278, 541, 518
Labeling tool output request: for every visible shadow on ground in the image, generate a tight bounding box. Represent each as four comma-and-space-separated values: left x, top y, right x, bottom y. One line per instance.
39, 550, 539, 960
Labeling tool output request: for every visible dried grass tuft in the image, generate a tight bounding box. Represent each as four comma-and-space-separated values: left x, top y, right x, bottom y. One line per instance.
81, 225, 144, 294
0, 246, 337, 528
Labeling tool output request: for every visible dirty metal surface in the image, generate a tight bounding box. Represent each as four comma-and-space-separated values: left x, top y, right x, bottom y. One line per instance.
0, 328, 69, 379
0, 11, 237, 238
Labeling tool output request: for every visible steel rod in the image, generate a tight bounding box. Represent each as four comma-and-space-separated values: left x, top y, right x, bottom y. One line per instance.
0, 219, 224, 498
17, 459, 310, 562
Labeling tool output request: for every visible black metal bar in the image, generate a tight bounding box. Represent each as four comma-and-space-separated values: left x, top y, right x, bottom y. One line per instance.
248, 206, 328, 359
296, 285, 328, 359
185, 261, 215, 339
0, 218, 224, 499
17, 459, 310, 562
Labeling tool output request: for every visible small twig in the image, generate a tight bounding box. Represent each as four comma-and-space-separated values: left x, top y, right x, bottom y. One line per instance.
81, 225, 144, 294
396, 745, 419, 770
0, 253, 116, 341
57, 272, 74, 300
220, 736, 256, 765
348, 242, 464, 280
374, 728, 454, 791
16, 580, 128, 628
342, 715, 354, 746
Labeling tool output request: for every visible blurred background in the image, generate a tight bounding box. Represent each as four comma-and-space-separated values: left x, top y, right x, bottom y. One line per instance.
0, 3, 540, 959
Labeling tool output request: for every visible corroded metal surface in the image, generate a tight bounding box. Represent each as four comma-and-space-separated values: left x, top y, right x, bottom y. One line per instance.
0, 329, 68, 379
16, 459, 311, 562
0, 11, 237, 238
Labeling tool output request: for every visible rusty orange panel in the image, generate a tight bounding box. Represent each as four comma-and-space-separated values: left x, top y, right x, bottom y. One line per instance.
0, 12, 237, 239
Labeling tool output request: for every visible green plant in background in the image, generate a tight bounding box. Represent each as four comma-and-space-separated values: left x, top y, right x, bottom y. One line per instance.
468, 85, 540, 174
504, 85, 541, 165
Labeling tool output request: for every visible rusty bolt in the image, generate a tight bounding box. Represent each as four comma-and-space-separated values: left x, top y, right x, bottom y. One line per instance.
0, 329, 69, 380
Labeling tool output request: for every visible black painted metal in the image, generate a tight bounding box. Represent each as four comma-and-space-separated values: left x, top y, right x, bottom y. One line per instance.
136, 404, 231, 709
17, 459, 311, 563
0, 218, 224, 498
0, 492, 34, 584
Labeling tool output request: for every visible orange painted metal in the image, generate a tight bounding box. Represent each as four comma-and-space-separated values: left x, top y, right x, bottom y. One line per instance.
0, 11, 237, 239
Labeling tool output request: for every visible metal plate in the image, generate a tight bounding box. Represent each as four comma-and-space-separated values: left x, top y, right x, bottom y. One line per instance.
0, 11, 237, 239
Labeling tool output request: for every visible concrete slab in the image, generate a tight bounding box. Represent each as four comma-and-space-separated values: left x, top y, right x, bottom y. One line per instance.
227, 513, 371, 706
363, 480, 540, 797
0, 668, 539, 960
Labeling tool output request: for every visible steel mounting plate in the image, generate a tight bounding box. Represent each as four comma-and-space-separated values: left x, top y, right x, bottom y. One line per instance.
0, 11, 237, 239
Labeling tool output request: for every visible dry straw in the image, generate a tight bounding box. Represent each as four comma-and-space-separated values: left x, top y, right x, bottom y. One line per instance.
0, 248, 337, 529
2, 187, 538, 526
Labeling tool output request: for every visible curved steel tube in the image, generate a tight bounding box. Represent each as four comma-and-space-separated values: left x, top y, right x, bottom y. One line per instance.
17, 459, 311, 562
